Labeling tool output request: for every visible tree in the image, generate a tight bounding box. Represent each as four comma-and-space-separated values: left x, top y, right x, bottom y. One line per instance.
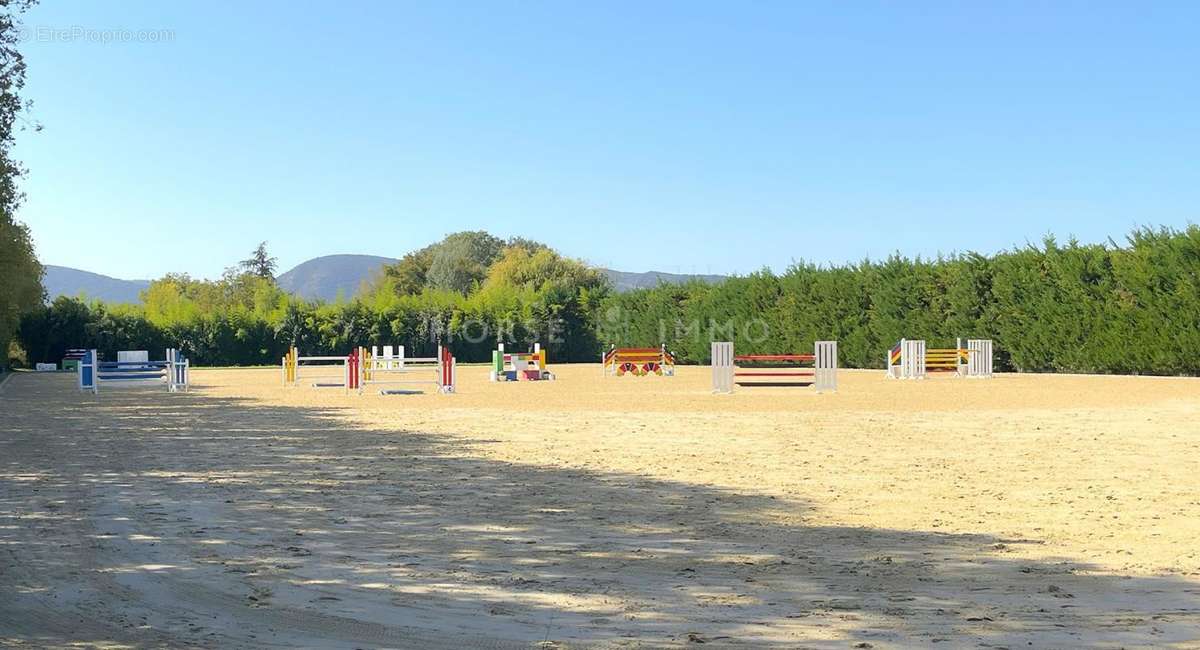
426, 231, 505, 294
16, 296, 90, 365
381, 248, 434, 296
0, 1, 42, 369
374, 231, 509, 297
239, 241, 278, 279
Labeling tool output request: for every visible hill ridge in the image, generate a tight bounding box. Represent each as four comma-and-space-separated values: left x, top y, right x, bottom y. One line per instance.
43, 257, 728, 303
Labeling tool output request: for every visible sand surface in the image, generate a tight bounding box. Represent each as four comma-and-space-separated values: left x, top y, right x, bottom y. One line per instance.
1, 365, 1199, 648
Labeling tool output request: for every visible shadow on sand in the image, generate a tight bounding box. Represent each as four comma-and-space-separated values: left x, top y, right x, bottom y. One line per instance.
1, 373, 1197, 648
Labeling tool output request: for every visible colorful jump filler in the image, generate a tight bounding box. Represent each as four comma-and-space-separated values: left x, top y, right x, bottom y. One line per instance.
354, 345, 456, 394
602, 344, 676, 377
78, 348, 189, 394
711, 341, 837, 394
886, 338, 994, 379
490, 343, 554, 382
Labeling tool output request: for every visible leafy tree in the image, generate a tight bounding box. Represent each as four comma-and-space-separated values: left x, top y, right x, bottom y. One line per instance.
16, 297, 91, 365
0, 213, 40, 367
380, 248, 434, 296
374, 232, 535, 297
426, 231, 505, 294
239, 241, 278, 279
0, 0, 41, 369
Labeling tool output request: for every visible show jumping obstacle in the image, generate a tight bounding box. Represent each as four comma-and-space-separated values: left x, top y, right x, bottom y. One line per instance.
711, 341, 837, 394
78, 348, 189, 394
281, 347, 356, 389
886, 338, 993, 379
491, 343, 553, 382
602, 345, 676, 377
283, 345, 456, 393
354, 345, 456, 394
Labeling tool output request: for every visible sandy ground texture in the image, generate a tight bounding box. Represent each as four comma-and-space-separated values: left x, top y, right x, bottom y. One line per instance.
1, 364, 1199, 648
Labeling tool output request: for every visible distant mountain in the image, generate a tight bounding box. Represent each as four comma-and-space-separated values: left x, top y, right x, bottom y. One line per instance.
42, 258, 729, 305
601, 269, 727, 292
43, 265, 150, 304
275, 254, 398, 302
274, 257, 725, 300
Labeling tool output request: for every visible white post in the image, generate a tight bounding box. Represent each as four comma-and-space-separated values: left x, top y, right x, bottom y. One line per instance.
437, 345, 445, 389
711, 341, 734, 394
167, 348, 189, 393
814, 340, 838, 392
908, 339, 927, 379
166, 348, 175, 391
967, 339, 994, 378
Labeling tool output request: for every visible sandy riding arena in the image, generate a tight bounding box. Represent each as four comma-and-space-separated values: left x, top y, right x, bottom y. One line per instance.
2, 366, 1199, 648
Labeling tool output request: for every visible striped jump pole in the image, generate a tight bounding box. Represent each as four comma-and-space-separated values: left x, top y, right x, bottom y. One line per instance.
711, 341, 837, 394
438, 345, 456, 393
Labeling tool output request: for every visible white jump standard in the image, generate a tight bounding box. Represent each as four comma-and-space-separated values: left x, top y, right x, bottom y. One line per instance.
78, 348, 190, 394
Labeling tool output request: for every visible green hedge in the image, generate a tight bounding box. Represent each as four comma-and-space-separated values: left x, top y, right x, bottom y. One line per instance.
599, 226, 1200, 375
18, 226, 1200, 375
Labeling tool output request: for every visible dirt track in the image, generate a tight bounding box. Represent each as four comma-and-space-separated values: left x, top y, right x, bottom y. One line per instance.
1, 365, 1199, 648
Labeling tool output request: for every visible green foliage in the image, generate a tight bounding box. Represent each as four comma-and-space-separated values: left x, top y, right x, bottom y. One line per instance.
18, 239, 612, 366
16, 296, 89, 366
0, 1, 40, 370
372, 231, 558, 297
426, 231, 505, 294
238, 241, 278, 279
0, 214, 41, 368
14, 226, 1200, 375
380, 248, 433, 296
598, 226, 1200, 376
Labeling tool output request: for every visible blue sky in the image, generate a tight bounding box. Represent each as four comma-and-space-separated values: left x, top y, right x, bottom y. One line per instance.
14, 1, 1199, 280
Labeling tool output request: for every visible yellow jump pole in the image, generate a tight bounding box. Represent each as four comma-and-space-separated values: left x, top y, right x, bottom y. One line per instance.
284, 346, 298, 385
